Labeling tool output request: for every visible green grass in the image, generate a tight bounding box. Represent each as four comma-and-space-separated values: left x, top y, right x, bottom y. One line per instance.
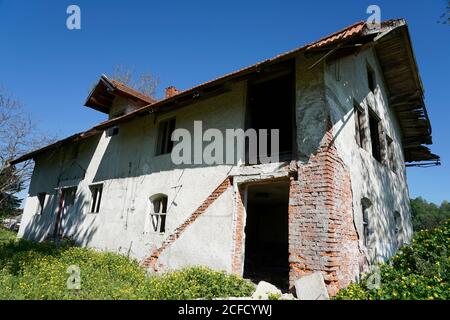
0, 227, 17, 244
335, 219, 450, 300
0, 237, 254, 300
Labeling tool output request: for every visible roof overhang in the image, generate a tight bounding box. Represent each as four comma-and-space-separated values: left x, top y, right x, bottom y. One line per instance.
84, 75, 156, 114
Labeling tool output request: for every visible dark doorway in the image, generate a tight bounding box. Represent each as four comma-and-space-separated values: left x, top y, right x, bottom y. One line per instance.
243, 181, 290, 291
246, 70, 295, 164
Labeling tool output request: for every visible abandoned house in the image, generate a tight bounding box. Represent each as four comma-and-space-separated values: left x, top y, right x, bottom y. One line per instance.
11, 19, 439, 295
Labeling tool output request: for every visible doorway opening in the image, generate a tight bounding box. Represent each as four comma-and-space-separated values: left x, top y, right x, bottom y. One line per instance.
243, 181, 290, 290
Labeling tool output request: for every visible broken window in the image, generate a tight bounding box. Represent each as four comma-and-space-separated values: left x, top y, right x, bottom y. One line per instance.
368, 109, 382, 162
386, 135, 397, 173
354, 102, 366, 149
156, 118, 176, 155
89, 184, 103, 213
37, 192, 46, 215
367, 64, 376, 93
150, 194, 168, 233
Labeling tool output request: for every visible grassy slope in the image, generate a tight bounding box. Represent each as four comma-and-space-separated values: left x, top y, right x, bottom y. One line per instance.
0, 235, 254, 300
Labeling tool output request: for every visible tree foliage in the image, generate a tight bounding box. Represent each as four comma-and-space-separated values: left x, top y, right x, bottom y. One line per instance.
111, 65, 160, 98
410, 197, 450, 232
0, 87, 55, 218
335, 219, 450, 300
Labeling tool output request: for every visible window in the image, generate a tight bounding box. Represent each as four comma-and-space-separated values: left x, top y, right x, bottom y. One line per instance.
106, 125, 119, 137
368, 109, 382, 162
149, 194, 168, 233
386, 135, 397, 172
89, 184, 103, 213
367, 64, 376, 93
394, 211, 402, 246
37, 192, 46, 215
156, 118, 176, 155
361, 198, 373, 248
354, 103, 366, 149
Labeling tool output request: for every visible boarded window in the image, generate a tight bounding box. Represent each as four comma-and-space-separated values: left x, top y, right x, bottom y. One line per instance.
368, 109, 382, 162
150, 194, 168, 233
354, 103, 366, 149
89, 184, 103, 213
156, 118, 176, 155
37, 192, 46, 215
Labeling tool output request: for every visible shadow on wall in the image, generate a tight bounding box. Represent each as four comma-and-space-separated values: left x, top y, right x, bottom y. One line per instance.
21, 137, 101, 245
21, 186, 99, 246
91, 118, 238, 185
325, 80, 409, 263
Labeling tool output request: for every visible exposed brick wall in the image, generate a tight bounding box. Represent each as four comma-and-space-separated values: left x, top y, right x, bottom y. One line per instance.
289, 125, 365, 296
231, 186, 246, 274
143, 176, 233, 270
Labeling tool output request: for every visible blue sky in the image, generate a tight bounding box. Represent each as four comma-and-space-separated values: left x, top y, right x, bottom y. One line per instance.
0, 0, 448, 204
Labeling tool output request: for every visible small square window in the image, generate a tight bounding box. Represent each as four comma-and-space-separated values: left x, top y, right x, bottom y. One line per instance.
89, 184, 103, 213
156, 118, 176, 155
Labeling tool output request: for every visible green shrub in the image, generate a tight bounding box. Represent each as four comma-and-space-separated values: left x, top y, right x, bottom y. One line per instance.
335, 219, 450, 300
0, 238, 254, 300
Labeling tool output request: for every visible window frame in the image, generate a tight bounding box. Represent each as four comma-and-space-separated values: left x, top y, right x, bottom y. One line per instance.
367, 64, 376, 93
354, 102, 366, 150
368, 108, 383, 163
37, 192, 47, 215
386, 135, 397, 173
149, 194, 168, 233
156, 118, 176, 155
89, 184, 103, 214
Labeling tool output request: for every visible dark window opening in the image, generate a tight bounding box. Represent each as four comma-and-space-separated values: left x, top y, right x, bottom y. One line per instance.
150, 195, 168, 233
37, 192, 46, 214
394, 211, 402, 247
361, 198, 372, 248
106, 126, 119, 137
386, 135, 396, 172
367, 65, 376, 93
368, 109, 382, 162
243, 181, 290, 291
354, 103, 366, 149
90, 184, 103, 213
246, 71, 294, 164
156, 118, 176, 155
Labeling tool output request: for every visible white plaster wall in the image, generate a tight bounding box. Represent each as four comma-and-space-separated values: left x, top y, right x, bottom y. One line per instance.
19, 82, 248, 267
324, 48, 413, 263
157, 187, 235, 272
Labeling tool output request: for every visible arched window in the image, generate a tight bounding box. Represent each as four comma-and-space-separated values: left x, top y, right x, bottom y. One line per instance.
361, 198, 373, 248
149, 194, 168, 233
